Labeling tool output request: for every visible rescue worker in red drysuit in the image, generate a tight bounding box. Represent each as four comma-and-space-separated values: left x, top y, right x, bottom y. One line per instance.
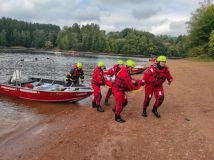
142, 55, 173, 118
112, 60, 142, 123
91, 61, 106, 112
65, 62, 84, 86
104, 60, 124, 105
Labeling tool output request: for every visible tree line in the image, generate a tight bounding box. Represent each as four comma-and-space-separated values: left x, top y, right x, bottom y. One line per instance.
0, 1, 214, 58
0, 17, 60, 49
186, 1, 214, 58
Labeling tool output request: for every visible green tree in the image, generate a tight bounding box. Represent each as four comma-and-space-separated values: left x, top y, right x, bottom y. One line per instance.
0, 30, 7, 46
168, 46, 178, 57
57, 28, 70, 50
208, 30, 214, 57
44, 40, 53, 49
187, 3, 214, 56
0, 17, 60, 48
31, 30, 46, 48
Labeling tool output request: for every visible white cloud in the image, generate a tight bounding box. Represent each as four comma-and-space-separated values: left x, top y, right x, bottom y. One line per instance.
0, 0, 203, 36
169, 20, 187, 36
99, 24, 115, 32
73, 7, 101, 21
132, 8, 161, 19
149, 20, 170, 35
96, 0, 149, 5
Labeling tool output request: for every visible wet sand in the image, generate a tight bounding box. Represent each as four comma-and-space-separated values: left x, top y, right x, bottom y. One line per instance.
0, 59, 214, 160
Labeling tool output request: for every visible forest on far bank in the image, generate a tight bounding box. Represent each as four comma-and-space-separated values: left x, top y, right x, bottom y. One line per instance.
0, 1, 214, 58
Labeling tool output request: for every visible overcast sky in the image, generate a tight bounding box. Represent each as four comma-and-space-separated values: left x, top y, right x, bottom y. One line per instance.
0, 0, 206, 36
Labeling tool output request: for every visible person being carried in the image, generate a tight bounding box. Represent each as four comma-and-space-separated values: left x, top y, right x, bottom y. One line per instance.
65, 62, 84, 86
141, 55, 173, 118
104, 60, 124, 105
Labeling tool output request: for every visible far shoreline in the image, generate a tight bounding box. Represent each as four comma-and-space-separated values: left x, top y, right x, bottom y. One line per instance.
0, 46, 183, 59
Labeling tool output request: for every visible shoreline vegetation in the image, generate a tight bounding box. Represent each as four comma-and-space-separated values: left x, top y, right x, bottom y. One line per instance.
0, 46, 184, 59
1, 46, 213, 62
0, 2, 214, 61
2, 46, 213, 62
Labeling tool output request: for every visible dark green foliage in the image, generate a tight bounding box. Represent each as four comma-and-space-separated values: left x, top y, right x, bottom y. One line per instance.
1, 1, 214, 58
0, 30, 7, 45
187, 2, 214, 57
208, 30, 214, 57
0, 17, 60, 48
0, 17, 187, 57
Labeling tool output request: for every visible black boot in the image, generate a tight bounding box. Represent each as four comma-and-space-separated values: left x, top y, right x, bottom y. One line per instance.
92, 102, 97, 108
142, 108, 147, 117
152, 107, 161, 118
115, 115, 126, 123
97, 105, 104, 112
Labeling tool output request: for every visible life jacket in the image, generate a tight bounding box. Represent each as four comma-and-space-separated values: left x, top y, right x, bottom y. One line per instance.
113, 64, 121, 76
113, 66, 130, 91
91, 66, 104, 86
105, 64, 121, 77
66, 65, 84, 81
147, 64, 168, 86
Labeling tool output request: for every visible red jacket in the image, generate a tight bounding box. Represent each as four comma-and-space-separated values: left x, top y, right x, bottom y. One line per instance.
143, 63, 173, 87
91, 66, 105, 86
113, 66, 141, 92
105, 64, 121, 77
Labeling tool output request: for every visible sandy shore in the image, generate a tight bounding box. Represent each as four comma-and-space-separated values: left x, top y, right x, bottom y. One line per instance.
0, 59, 214, 160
